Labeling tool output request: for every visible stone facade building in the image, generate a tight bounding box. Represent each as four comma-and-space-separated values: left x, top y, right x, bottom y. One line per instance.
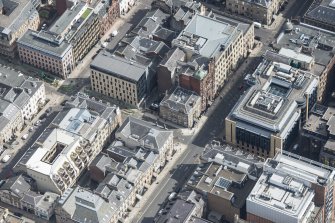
160, 86, 201, 128
226, 0, 284, 25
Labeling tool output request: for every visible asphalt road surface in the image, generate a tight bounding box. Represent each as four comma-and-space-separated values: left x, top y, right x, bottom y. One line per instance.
134, 0, 316, 221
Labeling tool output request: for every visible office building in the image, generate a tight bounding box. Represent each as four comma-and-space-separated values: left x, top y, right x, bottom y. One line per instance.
0, 0, 39, 58
304, 0, 335, 32
91, 36, 169, 106
226, 59, 319, 158
157, 47, 186, 93
226, 0, 284, 25
270, 22, 335, 103
49, 3, 100, 63
246, 151, 335, 223
0, 65, 45, 143
17, 30, 74, 79
14, 96, 122, 194
17, 2, 101, 78
173, 14, 254, 93
160, 86, 201, 128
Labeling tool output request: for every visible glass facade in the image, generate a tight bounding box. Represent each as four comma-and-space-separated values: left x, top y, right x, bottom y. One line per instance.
236, 127, 271, 151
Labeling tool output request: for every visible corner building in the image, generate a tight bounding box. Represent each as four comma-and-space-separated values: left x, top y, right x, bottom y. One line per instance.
226, 59, 318, 158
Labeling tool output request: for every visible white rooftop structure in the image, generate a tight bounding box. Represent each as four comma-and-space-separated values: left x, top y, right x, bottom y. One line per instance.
14, 96, 121, 195
247, 151, 335, 223
278, 48, 314, 65
247, 172, 315, 223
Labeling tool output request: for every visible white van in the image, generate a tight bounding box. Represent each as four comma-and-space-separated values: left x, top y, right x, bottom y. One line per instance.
253, 22, 262, 28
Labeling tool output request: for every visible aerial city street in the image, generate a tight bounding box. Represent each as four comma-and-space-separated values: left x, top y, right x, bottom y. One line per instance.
0, 0, 335, 222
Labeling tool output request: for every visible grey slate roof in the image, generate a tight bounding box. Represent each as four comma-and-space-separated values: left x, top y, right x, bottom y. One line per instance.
21, 190, 43, 206
17, 30, 72, 58
90, 154, 114, 174
58, 187, 117, 223
0, 175, 31, 198
116, 116, 173, 151
0, 65, 43, 131
160, 86, 201, 114
132, 9, 170, 38
0, 0, 37, 33
305, 5, 335, 26
159, 47, 186, 71
90, 52, 147, 82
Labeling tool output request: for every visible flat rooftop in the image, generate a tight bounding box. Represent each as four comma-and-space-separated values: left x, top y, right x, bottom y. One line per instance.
173, 14, 243, 59
302, 104, 335, 138
229, 59, 318, 137
49, 1, 87, 36
156, 199, 195, 223
247, 171, 315, 221
17, 30, 72, 58
187, 162, 256, 208
275, 23, 335, 69
201, 143, 264, 179
269, 151, 335, 185
90, 52, 147, 82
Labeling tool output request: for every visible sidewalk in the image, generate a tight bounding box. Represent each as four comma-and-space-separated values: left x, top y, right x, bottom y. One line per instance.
125, 141, 188, 223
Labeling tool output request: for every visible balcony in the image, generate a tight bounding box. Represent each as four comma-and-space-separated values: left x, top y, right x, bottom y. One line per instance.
70, 152, 79, 161
57, 180, 65, 190
63, 161, 71, 170
79, 153, 88, 162
84, 147, 93, 156
75, 159, 83, 169
53, 174, 61, 183
76, 146, 83, 154
68, 168, 76, 178
58, 168, 66, 176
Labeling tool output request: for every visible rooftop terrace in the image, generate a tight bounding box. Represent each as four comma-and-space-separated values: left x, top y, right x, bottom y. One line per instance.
229, 59, 318, 136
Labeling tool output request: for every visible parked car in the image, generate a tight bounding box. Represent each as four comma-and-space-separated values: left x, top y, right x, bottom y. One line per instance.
168, 192, 177, 201
293, 144, 299, 151
2, 154, 11, 163
149, 103, 159, 111
21, 134, 29, 140
111, 30, 118, 37
255, 36, 262, 41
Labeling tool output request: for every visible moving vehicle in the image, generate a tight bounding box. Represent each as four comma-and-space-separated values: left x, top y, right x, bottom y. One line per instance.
253, 22, 262, 28
168, 192, 177, 201
2, 154, 11, 163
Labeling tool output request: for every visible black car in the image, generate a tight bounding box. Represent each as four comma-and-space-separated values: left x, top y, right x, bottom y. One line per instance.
149, 103, 159, 111
254, 36, 262, 41
14, 212, 23, 217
